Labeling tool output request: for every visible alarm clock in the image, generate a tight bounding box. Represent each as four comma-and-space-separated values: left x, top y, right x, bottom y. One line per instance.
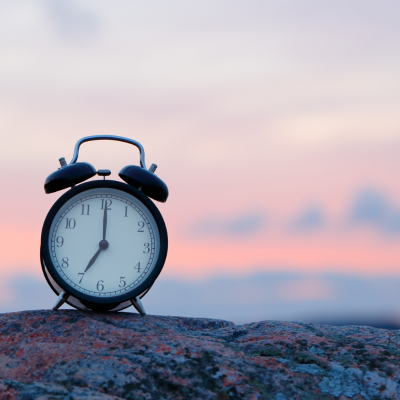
40, 135, 168, 315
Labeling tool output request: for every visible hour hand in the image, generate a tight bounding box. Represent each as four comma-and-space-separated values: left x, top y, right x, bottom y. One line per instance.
84, 248, 102, 273
84, 239, 109, 273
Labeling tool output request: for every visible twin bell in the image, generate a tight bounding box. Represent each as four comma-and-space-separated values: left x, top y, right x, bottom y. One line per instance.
43, 135, 169, 203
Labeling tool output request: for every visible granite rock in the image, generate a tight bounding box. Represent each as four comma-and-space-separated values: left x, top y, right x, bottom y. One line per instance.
1, 310, 400, 399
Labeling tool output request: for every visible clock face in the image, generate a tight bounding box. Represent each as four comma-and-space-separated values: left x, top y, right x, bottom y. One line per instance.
47, 187, 160, 299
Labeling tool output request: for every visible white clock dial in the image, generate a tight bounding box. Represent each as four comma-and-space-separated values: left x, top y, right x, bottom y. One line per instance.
48, 188, 160, 298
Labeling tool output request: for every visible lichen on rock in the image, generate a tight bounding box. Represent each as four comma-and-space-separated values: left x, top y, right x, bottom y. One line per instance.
0, 310, 400, 399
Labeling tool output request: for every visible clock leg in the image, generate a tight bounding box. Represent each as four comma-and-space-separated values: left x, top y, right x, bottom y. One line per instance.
130, 297, 146, 316
53, 291, 70, 311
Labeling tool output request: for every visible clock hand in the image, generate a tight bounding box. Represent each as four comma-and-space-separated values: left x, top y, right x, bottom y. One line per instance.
84, 202, 110, 274
103, 202, 108, 240
84, 239, 109, 273
84, 248, 102, 273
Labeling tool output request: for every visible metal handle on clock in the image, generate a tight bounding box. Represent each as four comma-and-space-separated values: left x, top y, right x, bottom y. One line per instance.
68, 135, 147, 170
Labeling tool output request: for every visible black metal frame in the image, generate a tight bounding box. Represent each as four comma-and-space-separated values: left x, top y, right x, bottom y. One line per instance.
40, 180, 168, 310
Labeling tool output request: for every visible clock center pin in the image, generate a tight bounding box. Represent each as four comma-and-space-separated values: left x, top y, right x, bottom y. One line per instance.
99, 239, 109, 250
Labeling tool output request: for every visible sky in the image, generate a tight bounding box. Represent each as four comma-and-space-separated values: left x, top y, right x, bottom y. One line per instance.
1, 0, 400, 324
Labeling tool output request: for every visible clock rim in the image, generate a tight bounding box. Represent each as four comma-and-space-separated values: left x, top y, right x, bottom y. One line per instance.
41, 180, 168, 305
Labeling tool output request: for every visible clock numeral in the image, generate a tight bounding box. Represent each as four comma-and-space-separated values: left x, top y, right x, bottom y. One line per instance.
124, 206, 128, 217
119, 277, 126, 287
101, 199, 112, 210
134, 262, 141, 273
138, 221, 145, 232
97, 280, 104, 291
61, 257, 69, 268
81, 204, 90, 215
143, 243, 150, 254
65, 218, 76, 229
56, 236, 64, 247
78, 273, 85, 283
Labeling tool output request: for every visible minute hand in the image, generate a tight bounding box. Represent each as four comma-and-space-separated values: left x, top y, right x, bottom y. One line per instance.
103, 203, 108, 240
84, 205, 109, 273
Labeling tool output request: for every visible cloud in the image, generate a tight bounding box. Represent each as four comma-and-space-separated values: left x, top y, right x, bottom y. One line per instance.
347, 190, 391, 226
286, 190, 400, 236
45, 0, 100, 40
346, 189, 400, 234
384, 213, 400, 234
3, 271, 400, 327
289, 206, 325, 232
191, 211, 266, 237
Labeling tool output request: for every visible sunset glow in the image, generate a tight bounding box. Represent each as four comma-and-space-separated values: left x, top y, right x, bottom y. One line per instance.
1, 0, 400, 321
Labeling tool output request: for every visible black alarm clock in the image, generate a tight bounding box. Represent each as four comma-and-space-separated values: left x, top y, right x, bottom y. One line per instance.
40, 135, 168, 315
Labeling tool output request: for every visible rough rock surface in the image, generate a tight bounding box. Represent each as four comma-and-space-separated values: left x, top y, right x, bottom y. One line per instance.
1, 311, 400, 399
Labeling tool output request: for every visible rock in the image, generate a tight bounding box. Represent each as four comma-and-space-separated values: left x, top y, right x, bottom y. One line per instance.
0, 310, 400, 399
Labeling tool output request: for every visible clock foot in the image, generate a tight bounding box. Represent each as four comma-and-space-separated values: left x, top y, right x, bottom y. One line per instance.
130, 297, 146, 316
53, 291, 70, 311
